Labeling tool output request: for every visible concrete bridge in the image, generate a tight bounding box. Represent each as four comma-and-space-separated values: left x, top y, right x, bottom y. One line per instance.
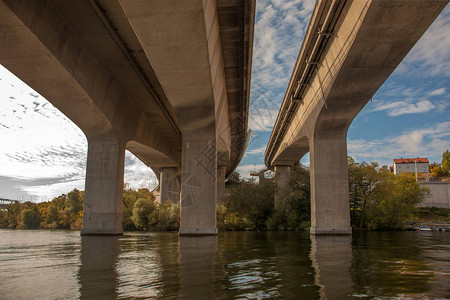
0, 0, 255, 235
265, 0, 447, 235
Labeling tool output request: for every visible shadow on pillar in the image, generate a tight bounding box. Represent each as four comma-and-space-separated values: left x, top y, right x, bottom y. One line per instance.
179, 236, 218, 298
310, 235, 354, 299
78, 236, 121, 299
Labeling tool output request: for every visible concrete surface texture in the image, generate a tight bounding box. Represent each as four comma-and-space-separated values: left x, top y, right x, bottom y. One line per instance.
274, 165, 290, 207
0, 0, 255, 235
419, 182, 450, 209
265, 0, 448, 234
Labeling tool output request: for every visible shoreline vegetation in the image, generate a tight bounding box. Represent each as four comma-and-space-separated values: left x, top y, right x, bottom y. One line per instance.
1, 154, 449, 232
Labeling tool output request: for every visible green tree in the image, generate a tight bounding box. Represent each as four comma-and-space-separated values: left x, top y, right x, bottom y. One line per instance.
442, 149, 450, 174
225, 171, 241, 187
366, 173, 429, 230
267, 165, 310, 231
45, 204, 60, 224
348, 157, 386, 228
21, 206, 41, 229
66, 189, 83, 214
132, 197, 156, 230
221, 177, 275, 230
149, 201, 180, 231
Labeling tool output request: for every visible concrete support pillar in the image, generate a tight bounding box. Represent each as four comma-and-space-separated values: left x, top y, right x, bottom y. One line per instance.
81, 137, 125, 235
216, 166, 226, 205
274, 165, 290, 207
159, 167, 180, 204
179, 135, 217, 235
310, 136, 351, 235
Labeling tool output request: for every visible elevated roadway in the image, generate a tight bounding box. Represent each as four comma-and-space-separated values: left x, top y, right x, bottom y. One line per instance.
0, 0, 255, 235
265, 0, 447, 234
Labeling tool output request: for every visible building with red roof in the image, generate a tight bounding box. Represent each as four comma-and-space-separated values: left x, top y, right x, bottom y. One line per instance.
393, 157, 430, 175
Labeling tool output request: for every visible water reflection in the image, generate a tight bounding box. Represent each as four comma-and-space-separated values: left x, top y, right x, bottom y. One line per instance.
179, 236, 217, 299
2, 230, 448, 299
310, 235, 353, 299
78, 236, 120, 299
350, 232, 449, 298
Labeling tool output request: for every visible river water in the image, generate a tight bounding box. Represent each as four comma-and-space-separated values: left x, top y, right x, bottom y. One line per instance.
0, 230, 448, 299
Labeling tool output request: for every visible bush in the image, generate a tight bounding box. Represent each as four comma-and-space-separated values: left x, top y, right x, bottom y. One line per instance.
149, 201, 180, 231
20, 206, 41, 229
132, 197, 156, 231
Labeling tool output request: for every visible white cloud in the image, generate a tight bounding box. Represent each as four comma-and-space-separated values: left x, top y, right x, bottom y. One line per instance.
124, 152, 158, 191
236, 164, 267, 179
372, 99, 436, 116
430, 88, 446, 96
397, 131, 423, 153
249, 0, 315, 132
348, 122, 450, 166
248, 108, 279, 131
401, 5, 450, 76
246, 146, 267, 156
0, 65, 157, 200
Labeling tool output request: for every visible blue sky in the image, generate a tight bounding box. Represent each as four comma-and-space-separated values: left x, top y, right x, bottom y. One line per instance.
0, 0, 449, 200
237, 0, 450, 177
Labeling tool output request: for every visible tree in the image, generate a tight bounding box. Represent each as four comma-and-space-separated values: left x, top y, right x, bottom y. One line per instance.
366, 173, 429, 230
66, 189, 83, 214
221, 177, 275, 230
132, 197, 156, 230
45, 204, 60, 224
442, 150, 450, 174
431, 165, 446, 177
267, 165, 310, 231
348, 157, 386, 228
21, 206, 41, 229
225, 171, 241, 187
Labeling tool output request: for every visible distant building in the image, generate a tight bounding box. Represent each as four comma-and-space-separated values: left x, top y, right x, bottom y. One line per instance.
250, 168, 269, 182
393, 157, 429, 175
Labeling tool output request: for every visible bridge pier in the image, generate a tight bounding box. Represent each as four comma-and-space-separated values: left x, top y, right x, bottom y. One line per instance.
274, 165, 290, 207
309, 136, 351, 235
81, 137, 125, 236
179, 134, 218, 236
159, 167, 180, 204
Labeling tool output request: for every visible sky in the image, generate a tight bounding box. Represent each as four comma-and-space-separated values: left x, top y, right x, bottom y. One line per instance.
0, 0, 449, 201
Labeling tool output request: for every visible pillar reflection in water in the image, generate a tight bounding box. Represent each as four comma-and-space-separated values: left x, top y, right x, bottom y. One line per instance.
179, 236, 217, 299
310, 235, 353, 299
78, 236, 120, 299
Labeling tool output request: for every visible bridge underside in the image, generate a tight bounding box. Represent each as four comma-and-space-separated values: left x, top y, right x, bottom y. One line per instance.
0, 0, 254, 235
266, 0, 447, 234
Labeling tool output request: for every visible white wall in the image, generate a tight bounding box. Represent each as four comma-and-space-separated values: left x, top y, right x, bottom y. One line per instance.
419, 182, 450, 209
